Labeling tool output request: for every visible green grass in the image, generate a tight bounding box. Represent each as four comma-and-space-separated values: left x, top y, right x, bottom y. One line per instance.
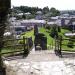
21, 29, 34, 41
2, 27, 75, 53
21, 27, 75, 50
58, 28, 75, 51
39, 27, 54, 45
2, 48, 13, 53
21, 27, 55, 46
2, 47, 23, 54
59, 29, 70, 38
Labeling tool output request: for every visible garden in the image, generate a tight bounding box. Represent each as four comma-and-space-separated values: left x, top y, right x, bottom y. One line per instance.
21, 25, 75, 51
2, 25, 75, 54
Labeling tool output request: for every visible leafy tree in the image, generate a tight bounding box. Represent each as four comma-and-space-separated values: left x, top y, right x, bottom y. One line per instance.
50, 7, 60, 16
50, 25, 58, 38
42, 6, 49, 14
58, 26, 61, 32
67, 40, 74, 48
13, 6, 42, 15
22, 13, 26, 19
46, 26, 51, 30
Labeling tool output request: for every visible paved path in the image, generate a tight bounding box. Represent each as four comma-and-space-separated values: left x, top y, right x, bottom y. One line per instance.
4, 50, 75, 75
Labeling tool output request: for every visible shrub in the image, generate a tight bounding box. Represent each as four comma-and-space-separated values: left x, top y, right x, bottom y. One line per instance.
50, 26, 58, 38
58, 26, 61, 32
50, 31, 58, 38
67, 40, 74, 48
19, 40, 23, 44
46, 26, 51, 30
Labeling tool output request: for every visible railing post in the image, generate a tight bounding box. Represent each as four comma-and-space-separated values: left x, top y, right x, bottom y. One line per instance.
23, 36, 29, 57
26, 38, 30, 51
55, 35, 62, 57
23, 36, 26, 57
54, 36, 58, 55
59, 36, 62, 57
23, 36, 25, 51
55, 37, 56, 51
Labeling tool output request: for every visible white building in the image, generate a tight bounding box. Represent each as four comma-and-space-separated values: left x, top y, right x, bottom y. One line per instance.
21, 19, 46, 27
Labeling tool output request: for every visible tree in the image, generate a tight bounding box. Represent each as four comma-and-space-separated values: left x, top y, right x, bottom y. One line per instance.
50, 7, 60, 16
13, 6, 42, 15
22, 13, 26, 19
42, 6, 49, 14
50, 25, 58, 38
67, 40, 74, 48
58, 26, 61, 32
0, 0, 10, 70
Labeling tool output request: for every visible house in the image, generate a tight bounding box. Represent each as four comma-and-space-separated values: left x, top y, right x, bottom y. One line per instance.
21, 19, 46, 27
9, 17, 16, 22
16, 13, 24, 19
47, 21, 56, 26
15, 26, 27, 35
24, 12, 31, 15
17, 13, 23, 16
35, 11, 43, 20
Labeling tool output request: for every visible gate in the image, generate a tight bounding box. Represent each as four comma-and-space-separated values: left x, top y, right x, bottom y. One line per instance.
2, 36, 33, 57
55, 36, 75, 57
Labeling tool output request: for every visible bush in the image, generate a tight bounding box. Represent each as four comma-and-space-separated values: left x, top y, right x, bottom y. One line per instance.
50, 25, 58, 38
19, 40, 23, 44
67, 40, 74, 48
50, 31, 58, 38
50, 28, 58, 38
46, 26, 51, 30
58, 26, 61, 32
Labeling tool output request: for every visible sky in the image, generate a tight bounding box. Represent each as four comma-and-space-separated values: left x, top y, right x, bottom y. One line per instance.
11, 0, 75, 10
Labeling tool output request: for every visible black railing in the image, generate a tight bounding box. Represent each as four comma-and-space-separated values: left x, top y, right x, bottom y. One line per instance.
55, 36, 75, 57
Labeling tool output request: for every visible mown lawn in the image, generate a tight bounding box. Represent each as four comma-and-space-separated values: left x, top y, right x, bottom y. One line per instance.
21, 29, 34, 41
21, 27, 74, 50
58, 29, 75, 52
59, 28, 70, 38
39, 27, 54, 46
21, 27, 55, 47
21, 27, 71, 46
2, 27, 75, 53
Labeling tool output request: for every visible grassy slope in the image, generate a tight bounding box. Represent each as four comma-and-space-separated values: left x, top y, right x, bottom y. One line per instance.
21, 27, 75, 51
21, 29, 34, 41
21, 27, 55, 46
39, 27, 54, 46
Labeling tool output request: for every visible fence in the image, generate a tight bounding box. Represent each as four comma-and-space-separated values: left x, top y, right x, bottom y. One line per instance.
55, 36, 75, 57
1, 36, 32, 56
